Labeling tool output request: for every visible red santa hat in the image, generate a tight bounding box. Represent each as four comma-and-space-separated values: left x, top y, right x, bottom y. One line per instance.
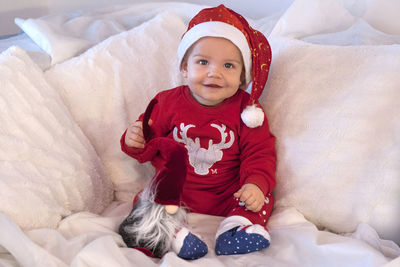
139, 99, 187, 206
177, 4, 272, 128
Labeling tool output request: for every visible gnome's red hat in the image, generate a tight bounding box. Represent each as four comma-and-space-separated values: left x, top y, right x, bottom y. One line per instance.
177, 5, 272, 128
139, 99, 187, 206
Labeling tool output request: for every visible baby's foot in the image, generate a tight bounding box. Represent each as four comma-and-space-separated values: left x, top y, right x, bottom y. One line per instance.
172, 227, 208, 260
215, 224, 270, 255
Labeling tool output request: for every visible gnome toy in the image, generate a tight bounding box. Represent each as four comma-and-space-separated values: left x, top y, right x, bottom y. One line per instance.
119, 99, 208, 259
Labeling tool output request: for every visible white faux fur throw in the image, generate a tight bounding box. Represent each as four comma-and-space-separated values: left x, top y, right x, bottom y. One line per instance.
0, 47, 113, 229
261, 37, 400, 244
44, 12, 186, 201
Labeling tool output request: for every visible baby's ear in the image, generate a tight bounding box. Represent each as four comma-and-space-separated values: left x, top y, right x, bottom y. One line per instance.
239, 70, 248, 90
239, 82, 249, 90
180, 61, 188, 78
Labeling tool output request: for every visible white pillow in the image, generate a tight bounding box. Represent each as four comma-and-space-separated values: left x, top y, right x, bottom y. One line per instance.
261, 37, 400, 244
363, 0, 400, 35
14, 3, 205, 65
303, 19, 400, 46
0, 32, 51, 70
270, 0, 355, 38
44, 12, 187, 201
15, 18, 93, 65
0, 46, 113, 229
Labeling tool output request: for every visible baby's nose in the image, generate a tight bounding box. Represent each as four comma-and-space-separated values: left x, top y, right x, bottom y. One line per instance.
207, 65, 222, 78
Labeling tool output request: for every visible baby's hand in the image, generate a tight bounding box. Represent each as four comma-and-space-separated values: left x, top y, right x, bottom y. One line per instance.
234, 183, 265, 212
124, 120, 152, 148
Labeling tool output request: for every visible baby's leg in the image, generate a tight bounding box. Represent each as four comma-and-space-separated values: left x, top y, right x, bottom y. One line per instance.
172, 227, 208, 260
215, 194, 273, 255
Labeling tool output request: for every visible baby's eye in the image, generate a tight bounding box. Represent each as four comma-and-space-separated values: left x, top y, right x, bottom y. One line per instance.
199, 60, 208, 65
224, 63, 233, 69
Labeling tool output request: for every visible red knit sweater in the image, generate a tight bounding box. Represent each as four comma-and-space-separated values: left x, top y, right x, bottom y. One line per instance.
121, 85, 276, 216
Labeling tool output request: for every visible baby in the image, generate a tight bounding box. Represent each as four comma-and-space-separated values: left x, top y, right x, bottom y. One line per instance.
120, 4, 276, 259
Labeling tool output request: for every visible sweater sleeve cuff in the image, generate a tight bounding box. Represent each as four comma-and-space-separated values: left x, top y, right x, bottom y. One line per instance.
244, 175, 270, 196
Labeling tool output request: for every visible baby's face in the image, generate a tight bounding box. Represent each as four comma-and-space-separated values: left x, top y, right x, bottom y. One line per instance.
181, 37, 244, 106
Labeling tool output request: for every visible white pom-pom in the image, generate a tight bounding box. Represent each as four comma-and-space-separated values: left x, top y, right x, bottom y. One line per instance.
241, 104, 264, 128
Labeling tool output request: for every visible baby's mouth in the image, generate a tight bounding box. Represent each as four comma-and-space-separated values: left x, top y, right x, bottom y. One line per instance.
204, 84, 222, 88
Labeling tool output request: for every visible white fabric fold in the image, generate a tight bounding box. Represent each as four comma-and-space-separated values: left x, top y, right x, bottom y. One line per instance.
1, 204, 397, 267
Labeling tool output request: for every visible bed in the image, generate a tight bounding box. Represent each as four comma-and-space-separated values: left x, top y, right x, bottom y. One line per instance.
1, 0, 399, 266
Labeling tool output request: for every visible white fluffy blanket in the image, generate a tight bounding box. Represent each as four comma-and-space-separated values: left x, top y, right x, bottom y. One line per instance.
0, 47, 113, 230
1, 203, 397, 267
1, 1, 400, 266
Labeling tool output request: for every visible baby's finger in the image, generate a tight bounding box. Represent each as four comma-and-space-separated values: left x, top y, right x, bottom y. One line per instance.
234, 188, 243, 198
125, 136, 145, 148
128, 123, 144, 136
246, 196, 256, 204
246, 199, 262, 212
239, 190, 252, 203
132, 127, 144, 139
248, 203, 262, 212
130, 120, 143, 131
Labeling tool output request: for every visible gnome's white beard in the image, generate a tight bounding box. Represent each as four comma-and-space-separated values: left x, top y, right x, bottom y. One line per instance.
119, 184, 187, 257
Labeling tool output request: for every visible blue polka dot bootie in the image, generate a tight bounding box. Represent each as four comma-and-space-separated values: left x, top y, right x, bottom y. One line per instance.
215, 225, 270, 255
177, 232, 208, 260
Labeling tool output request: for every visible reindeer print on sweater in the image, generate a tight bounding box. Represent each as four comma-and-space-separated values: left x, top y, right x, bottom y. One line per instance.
173, 123, 234, 175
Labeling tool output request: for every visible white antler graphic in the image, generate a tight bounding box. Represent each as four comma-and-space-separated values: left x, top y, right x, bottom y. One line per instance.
173, 123, 234, 175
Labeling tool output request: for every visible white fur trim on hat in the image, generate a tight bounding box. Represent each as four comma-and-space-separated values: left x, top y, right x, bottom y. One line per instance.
241, 104, 264, 128
177, 21, 252, 85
